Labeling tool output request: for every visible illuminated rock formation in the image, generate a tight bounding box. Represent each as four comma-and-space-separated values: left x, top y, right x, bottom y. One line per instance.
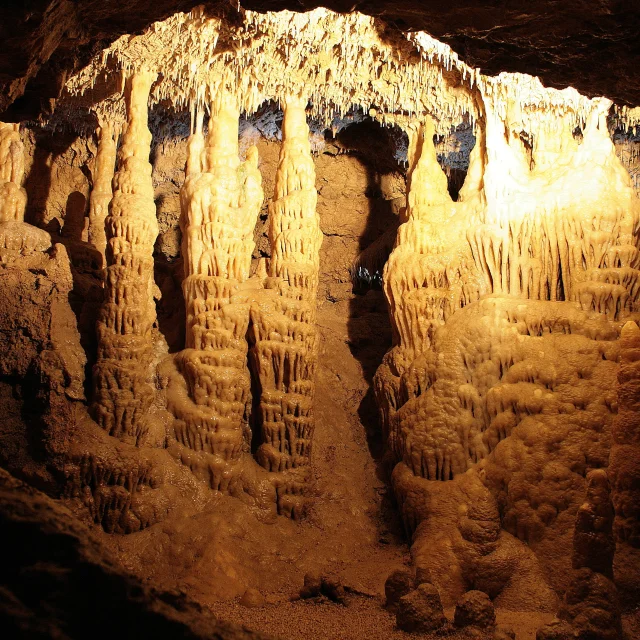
91, 71, 159, 444
88, 123, 117, 266
4, 7, 638, 619
250, 95, 322, 518
0, 122, 50, 259
375, 81, 640, 604
166, 94, 263, 492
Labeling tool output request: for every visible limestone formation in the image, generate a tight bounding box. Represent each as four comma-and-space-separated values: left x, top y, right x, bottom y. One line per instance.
0, 122, 50, 260
384, 569, 415, 608
395, 583, 446, 633
610, 321, 640, 547
374, 75, 640, 605
537, 469, 623, 640
167, 94, 263, 492
91, 71, 159, 444
88, 123, 117, 266
250, 96, 322, 518
2, 6, 640, 636
453, 590, 496, 629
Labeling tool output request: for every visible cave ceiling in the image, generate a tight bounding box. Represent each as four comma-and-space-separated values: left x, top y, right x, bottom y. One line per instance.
1, 0, 639, 122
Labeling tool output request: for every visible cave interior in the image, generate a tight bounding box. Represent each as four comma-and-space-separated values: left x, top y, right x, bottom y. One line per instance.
1, 4, 640, 640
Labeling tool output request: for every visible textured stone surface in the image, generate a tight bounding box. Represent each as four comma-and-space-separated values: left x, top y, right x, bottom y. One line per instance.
396, 583, 445, 632
1, 1, 640, 122
454, 590, 496, 629
384, 569, 414, 608
0, 467, 271, 640
536, 620, 575, 640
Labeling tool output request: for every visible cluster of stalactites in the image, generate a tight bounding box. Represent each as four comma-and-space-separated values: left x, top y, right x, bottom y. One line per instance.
63, 9, 476, 133
167, 93, 264, 492
470, 94, 640, 321
91, 71, 159, 444
88, 123, 117, 266
375, 86, 640, 490
250, 95, 322, 518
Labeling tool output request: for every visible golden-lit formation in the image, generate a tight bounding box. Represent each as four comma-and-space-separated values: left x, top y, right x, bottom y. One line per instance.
0, 122, 51, 259
250, 95, 322, 517
166, 92, 263, 492
91, 71, 160, 443
2, 6, 639, 634
88, 123, 117, 266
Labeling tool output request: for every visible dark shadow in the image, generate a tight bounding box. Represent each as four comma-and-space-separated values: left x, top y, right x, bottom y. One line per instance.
434, 122, 475, 201
23, 140, 53, 229
154, 253, 186, 355
328, 118, 407, 542
26, 128, 104, 401
62, 191, 87, 241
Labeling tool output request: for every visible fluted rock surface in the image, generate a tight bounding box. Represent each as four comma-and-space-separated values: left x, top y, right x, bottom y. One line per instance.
167, 95, 263, 492
250, 96, 322, 518
91, 71, 159, 444
88, 123, 117, 267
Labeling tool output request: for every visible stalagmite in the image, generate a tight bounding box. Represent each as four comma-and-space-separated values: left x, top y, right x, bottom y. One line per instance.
0, 122, 50, 259
88, 123, 117, 266
91, 71, 159, 444
7, 4, 639, 618
537, 469, 622, 640
250, 95, 322, 518
373, 80, 640, 605
166, 94, 263, 492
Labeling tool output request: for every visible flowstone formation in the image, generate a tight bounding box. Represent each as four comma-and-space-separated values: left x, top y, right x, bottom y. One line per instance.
376, 80, 640, 606
91, 71, 160, 444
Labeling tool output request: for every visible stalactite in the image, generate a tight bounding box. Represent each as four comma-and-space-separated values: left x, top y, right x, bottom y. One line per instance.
166, 94, 263, 492
471, 95, 640, 319
88, 123, 117, 267
91, 71, 159, 444
250, 95, 322, 518
374, 115, 482, 465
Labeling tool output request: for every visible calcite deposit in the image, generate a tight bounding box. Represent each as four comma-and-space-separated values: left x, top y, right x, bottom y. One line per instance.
1, 5, 640, 639
92, 71, 159, 444
167, 93, 263, 493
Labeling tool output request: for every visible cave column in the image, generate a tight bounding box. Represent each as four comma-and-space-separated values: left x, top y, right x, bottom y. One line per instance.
91, 71, 159, 444
88, 123, 117, 267
251, 95, 322, 518
167, 93, 263, 492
